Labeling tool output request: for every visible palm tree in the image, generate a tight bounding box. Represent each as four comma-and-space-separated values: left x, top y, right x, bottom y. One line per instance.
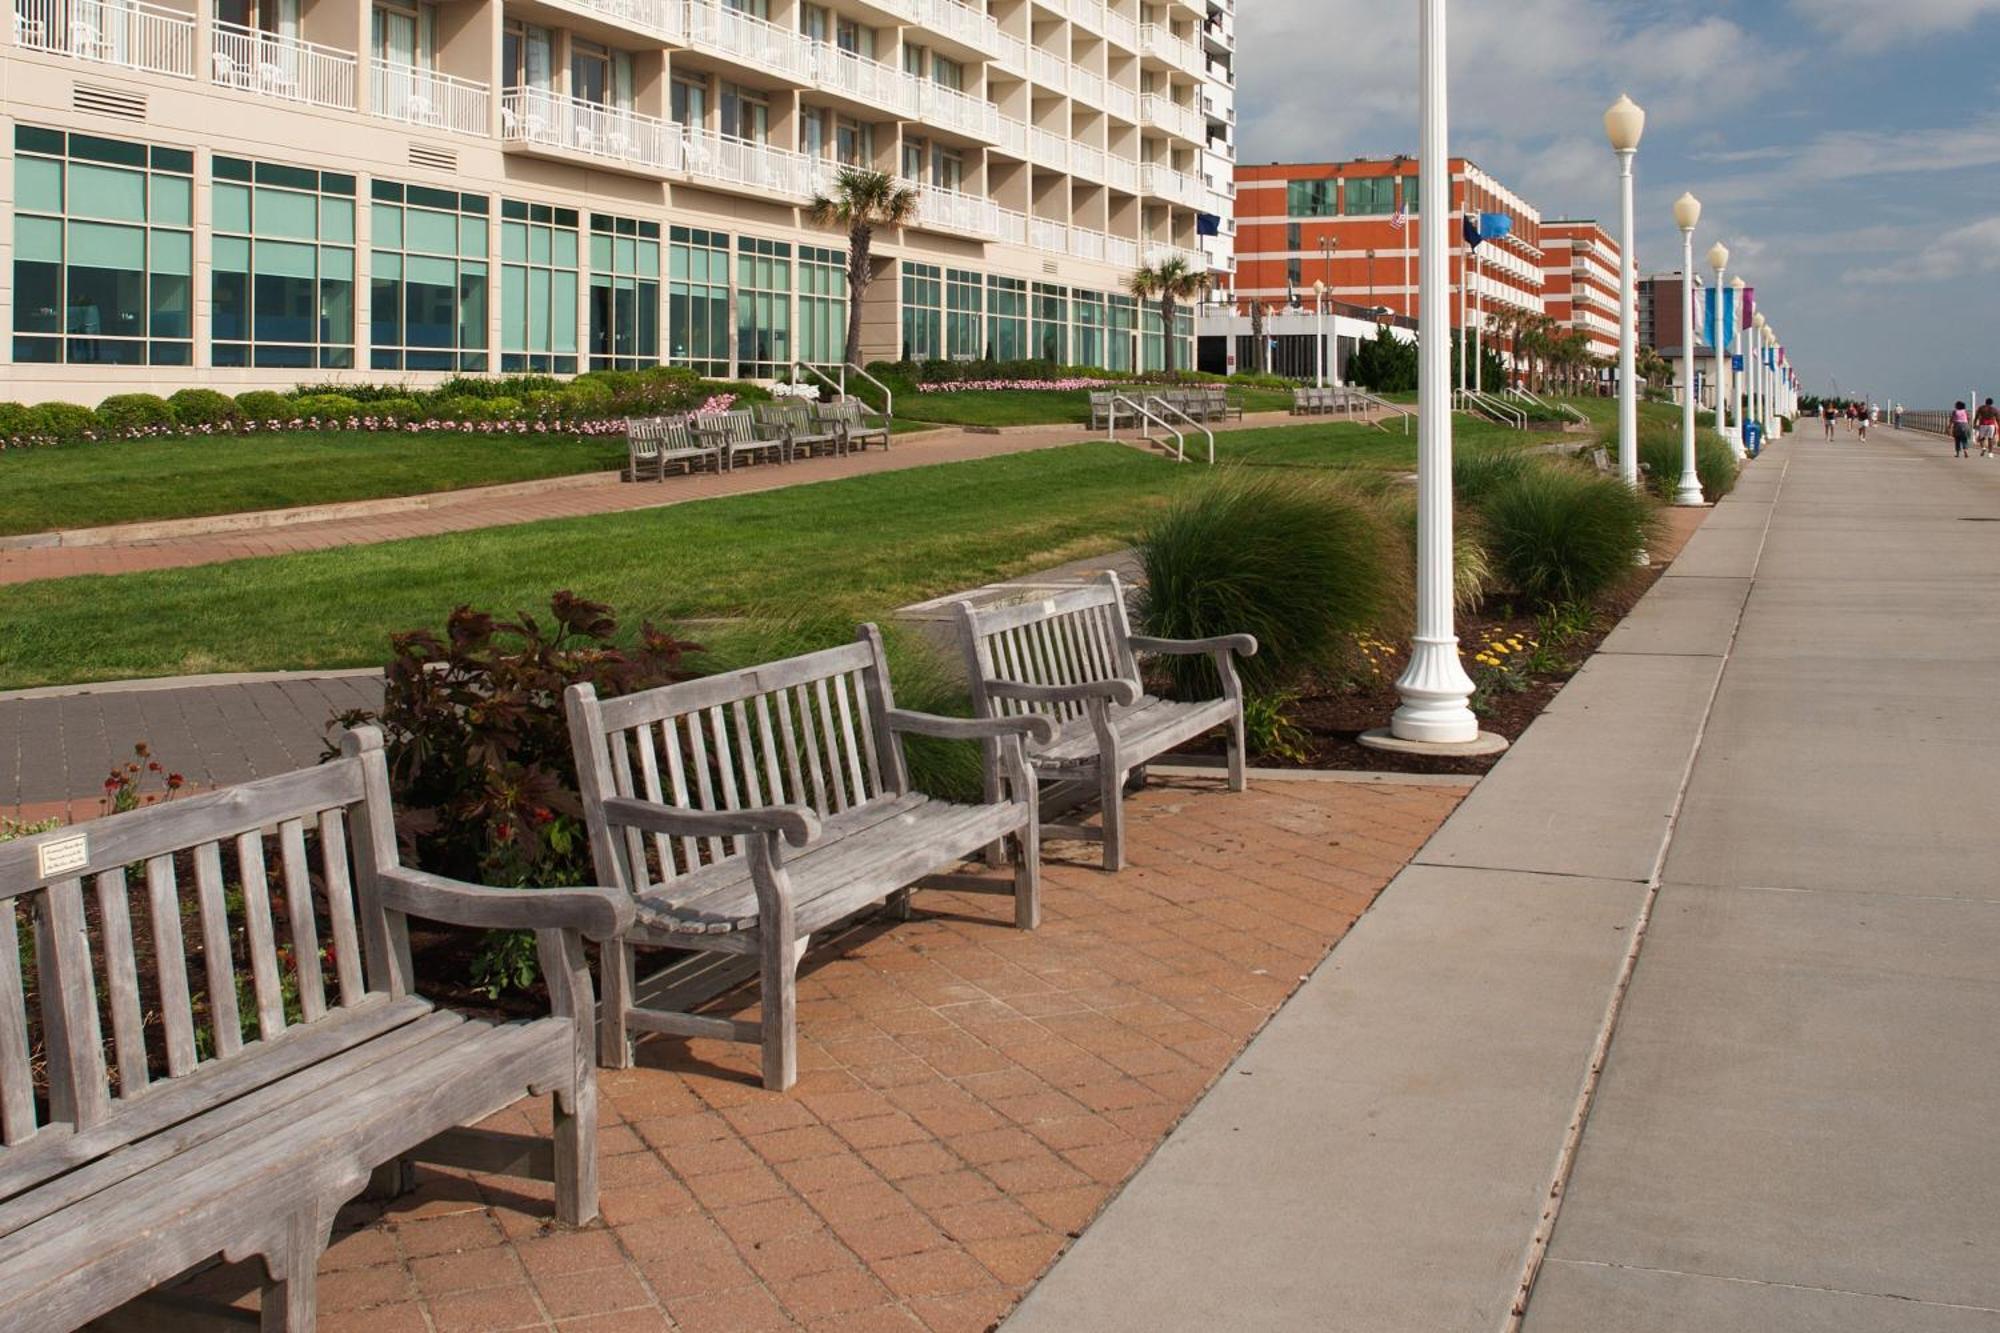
807, 167, 919, 368
1127, 256, 1210, 375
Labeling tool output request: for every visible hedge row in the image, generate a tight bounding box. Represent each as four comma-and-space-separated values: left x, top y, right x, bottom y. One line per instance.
858, 358, 1291, 391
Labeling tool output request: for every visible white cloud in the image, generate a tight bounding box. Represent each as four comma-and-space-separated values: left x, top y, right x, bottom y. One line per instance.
1789, 0, 2000, 46
1847, 216, 2000, 283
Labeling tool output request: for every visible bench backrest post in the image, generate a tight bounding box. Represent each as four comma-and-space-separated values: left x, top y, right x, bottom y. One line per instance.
340, 727, 414, 999
952, 572, 1141, 736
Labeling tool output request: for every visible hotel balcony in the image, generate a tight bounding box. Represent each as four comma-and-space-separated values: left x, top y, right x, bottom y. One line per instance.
1029, 125, 1067, 171
14, 0, 195, 79
811, 41, 919, 117
1102, 153, 1138, 193
210, 20, 356, 111
1137, 22, 1202, 76
1139, 92, 1203, 143
535, 0, 686, 44
683, 0, 812, 84
370, 59, 491, 137
681, 126, 832, 201
916, 0, 1000, 59
917, 79, 999, 141
1102, 81, 1137, 122
1140, 161, 1205, 208
1027, 44, 1065, 92
1069, 141, 1103, 182
501, 86, 679, 175
994, 113, 1029, 159
908, 180, 1002, 239
991, 28, 1026, 75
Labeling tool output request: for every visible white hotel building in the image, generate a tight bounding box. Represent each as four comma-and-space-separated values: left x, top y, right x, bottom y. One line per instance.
0, 0, 1236, 401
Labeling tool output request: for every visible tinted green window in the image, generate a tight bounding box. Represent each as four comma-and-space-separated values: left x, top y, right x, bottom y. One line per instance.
946, 268, 982, 360
733, 234, 790, 377
798, 244, 846, 366
211, 155, 356, 369
987, 276, 1027, 361
1286, 179, 1335, 217
900, 260, 942, 362
370, 181, 489, 371
668, 225, 730, 377
590, 212, 662, 370
500, 199, 580, 373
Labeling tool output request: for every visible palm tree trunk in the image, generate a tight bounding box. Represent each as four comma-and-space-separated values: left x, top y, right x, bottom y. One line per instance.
844, 224, 872, 369
1160, 296, 1177, 375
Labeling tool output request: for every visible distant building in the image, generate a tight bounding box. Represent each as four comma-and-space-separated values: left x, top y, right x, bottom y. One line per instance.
1540, 220, 1620, 361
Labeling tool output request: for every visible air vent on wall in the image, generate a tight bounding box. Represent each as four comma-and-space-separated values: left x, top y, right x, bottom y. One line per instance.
408, 144, 457, 172
1042, 260, 1059, 276
73, 84, 147, 121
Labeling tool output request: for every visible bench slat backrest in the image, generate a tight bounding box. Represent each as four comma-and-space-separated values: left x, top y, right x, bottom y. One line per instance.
953, 573, 1140, 730
568, 629, 906, 895
629, 415, 700, 453
696, 408, 761, 445
0, 734, 403, 1184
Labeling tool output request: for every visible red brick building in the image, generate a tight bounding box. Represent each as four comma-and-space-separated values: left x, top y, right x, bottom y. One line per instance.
1228, 156, 1544, 332
1540, 220, 1621, 361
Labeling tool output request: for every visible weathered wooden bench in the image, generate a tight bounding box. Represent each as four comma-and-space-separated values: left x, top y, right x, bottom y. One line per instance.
567, 626, 1052, 1090
952, 572, 1258, 871
626, 415, 721, 481
1089, 390, 1136, 431
695, 408, 789, 470
1202, 386, 1244, 421
0, 727, 629, 1332
815, 398, 892, 452
754, 400, 843, 460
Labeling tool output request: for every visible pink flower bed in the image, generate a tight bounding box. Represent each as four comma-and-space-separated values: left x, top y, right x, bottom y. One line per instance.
915, 378, 1108, 393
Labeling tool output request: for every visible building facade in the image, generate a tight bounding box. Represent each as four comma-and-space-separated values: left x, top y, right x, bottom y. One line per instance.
1539, 219, 1618, 361
1, 0, 1232, 401
1195, 0, 1231, 280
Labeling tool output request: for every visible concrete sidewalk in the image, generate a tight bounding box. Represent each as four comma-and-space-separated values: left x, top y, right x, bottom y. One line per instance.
1007, 425, 2000, 1331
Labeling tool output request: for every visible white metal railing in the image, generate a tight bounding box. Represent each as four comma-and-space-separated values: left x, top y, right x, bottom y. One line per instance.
1107, 394, 1185, 462
1030, 126, 1068, 170
1144, 393, 1214, 464
918, 0, 1000, 54
1105, 235, 1138, 268
1036, 0, 1066, 16
918, 80, 998, 140
15, 0, 195, 77
909, 181, 1002, 239
812, 41, 919, 115
1101, 6, 1136, 49
1103, 155, 1139, 193
992, 29, 1026, 72
684, 0, 811, 81
1144, 243, 1204, 271
370, 60, 489, 136
1456, 388, 1526, 429
1028, 216, 1068, 252
210, 19, 354, 109
550, 0, 684, 40
994, 206, 1028, 245
1140, 92, 1203, 141
994, 114, 1029, 158
682, 127, 830, 200
1067, 0, 1103, 32
792, 361, 894, 417
1068, 69, 1103, 107
1069, 142, 1104, 181
1141, 162, 1204, 207
502, 87, 678, 173
1028, 45, 1065, 91
1138, 22, 1200, 73
1072, 229, 1104, 262
1103, 82, 1137, 122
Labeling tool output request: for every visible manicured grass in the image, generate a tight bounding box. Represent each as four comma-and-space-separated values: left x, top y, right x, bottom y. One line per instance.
896, 384, 1295, 427
1213, 416, 1535, 468
0, 431, 626, 537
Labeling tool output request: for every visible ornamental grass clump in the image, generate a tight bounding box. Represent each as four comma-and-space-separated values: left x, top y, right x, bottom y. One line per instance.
1475, 462, 1661, 607
1636, 424, 1740, 503
1137, 473, 1400, 698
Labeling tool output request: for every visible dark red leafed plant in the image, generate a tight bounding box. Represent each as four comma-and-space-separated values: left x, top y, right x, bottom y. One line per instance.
101, 741, 187, 816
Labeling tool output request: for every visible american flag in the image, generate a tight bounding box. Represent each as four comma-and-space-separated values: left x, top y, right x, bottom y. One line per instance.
1389, 207, 1408, 232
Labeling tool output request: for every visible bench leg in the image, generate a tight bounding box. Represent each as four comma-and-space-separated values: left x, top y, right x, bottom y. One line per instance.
759, 931, 800, 1092
600, 940, 634, 1070
886, 887, 914, 921
1013, 816, 1041, 930
1228, 712, 1249, 792
259, 1209, 325, 1332
1099, 769, 1127, 872
553, 1080, 598, 1227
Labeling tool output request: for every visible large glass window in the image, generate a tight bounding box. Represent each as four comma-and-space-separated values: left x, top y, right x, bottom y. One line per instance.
901, 260, 941, 361
735, 235, 791, 377
1401, 174, 1420, 214
370, 179, 487, 371
210, 156, 354, 370
1343, 176, 1394, 216
12, 126, 193, 366
945, 268, 982, 360
589, 212, 660, 369
1141, 305, 1194, 373
1106, 292, 1136, 372
798, 245, 847, 366
500, 199, 579, 373
1074, 289, 1105, 369
720, 82, 770, 143
987, 275, 1027, 360
1286, 178, 1335, 218
1032, 283, 1068, 364
668, 225, 730, 377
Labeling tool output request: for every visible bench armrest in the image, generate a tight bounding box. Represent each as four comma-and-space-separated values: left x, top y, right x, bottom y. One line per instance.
600, 795, 822, 849
987, 678, 1142, 708
1129, 633, 1260, 659
887, 709, 1057, 746
376, 866, 634, 941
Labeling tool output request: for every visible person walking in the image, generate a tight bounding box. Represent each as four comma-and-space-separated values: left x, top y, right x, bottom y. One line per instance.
1952, 401, 1972, 457
1977, 399, 2000, 457
1858, 406, 1870, 441
1823, 402, 1837, 440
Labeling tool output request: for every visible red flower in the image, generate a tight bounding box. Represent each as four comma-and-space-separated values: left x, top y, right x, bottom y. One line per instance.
166, 773, 185, 790
103, 776, 121, 793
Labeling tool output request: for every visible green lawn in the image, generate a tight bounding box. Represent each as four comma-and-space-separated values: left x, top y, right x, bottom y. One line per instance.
0, 431, 626, 537
896, 384, 1295, 427
0, 419, 1546, 688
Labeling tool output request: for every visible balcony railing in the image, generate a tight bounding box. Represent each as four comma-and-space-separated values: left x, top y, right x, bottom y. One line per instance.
1105, 235, 1138, 268
812, 41, 918, 116
684, 0, 811, 82
1069, 142, 1104, 181
908, 180, 1002, 239
1138, 21, 1201, 73
995, 207, 1028, 245
210, 20, 355, 110
1141, 162, 1204, 207
1028, 45, 1065, 91
918, 80, 998, 140
682, 127, 831, 201
1030, 125, 1068, 170
1072, 228, 1105, 262
917, 0, 1000, 56
992, 29, 1026, 73
1068, 69, 1103, 107
502, 86, 678, 174
1101, 7, 1136, 49
550, 0, 685, 41
1102, 154, 1138, 193
1103, 82, 1137, 121
14, 0, 195, 78
994, 114, 1028, 158
1028, 216, 1069, 253
370, 59, 489, 136
1140, 92, 1203, 141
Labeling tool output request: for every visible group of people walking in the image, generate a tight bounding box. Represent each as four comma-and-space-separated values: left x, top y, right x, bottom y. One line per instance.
1949, 399, 2000, 456
1822, 401, 1872, 441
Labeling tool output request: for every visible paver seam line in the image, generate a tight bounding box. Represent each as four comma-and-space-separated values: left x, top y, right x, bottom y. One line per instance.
1406, 861, 1651, 887
1504, 448, 1794, 1331
1542, 1257, 2000, 1315
1651, 877, 2000, 908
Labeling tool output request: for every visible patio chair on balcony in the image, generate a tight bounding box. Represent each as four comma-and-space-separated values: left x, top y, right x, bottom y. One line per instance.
211, 49, 238, 81
68, 20, 106, 59
405, 93, 438, 126
14, 12, 47, 46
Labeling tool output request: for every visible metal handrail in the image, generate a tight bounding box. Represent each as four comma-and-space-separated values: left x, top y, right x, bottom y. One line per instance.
1345, 388, 1412, 434
1107, 393, 1185, 462
1144, 395, 1214, 464
791, 362, 845, 400
1456, 388, 1526, 429
789, 361, 893, 417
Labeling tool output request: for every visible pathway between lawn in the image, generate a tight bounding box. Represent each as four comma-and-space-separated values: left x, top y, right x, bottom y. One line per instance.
0, 411, 1303, 587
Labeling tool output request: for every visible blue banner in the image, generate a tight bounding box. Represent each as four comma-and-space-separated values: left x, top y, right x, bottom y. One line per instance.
1704, 287, 1738, 351
1478, 211, 1513, 241
1733, 354, 1744, 372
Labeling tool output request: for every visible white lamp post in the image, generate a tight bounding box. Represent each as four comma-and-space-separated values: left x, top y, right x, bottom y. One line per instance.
1751, 311, 1768, 441
1314, 278, 1328, 389
1364, 0, 1498, 755
1605, 94, 1645, 491
1672, 192, 1705, 505
1707, 240, 1735, 452
1730, 276, 1748, 454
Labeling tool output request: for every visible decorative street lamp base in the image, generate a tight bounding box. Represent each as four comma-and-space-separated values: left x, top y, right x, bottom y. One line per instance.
1358, 727, 1510, 758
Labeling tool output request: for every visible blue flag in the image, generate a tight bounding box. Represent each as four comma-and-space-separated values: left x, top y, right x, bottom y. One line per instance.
1478, 212, 1513, 241
1704, 288, 1737, 351
1462, 214, 1484, 249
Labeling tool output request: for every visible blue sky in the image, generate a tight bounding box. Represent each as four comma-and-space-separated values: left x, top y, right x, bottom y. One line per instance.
1236, 0, 2000, 407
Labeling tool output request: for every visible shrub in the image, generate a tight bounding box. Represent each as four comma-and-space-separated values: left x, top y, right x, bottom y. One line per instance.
421, 393, 485, 422
558, 380, 615, 417
367, 395, 424, 421
0, 402, 41, 445
235, 390, 292, 421
1452, 445, 1536, 507
292, 392, 363, 419
168, 387, 241, 428
1636, 425, 1739, 504
331, 592, 699, 996
1137, 473, 1400, 697
96, 393, 176, 433
32, 402, 101, 444
1475, 463, 1661, 607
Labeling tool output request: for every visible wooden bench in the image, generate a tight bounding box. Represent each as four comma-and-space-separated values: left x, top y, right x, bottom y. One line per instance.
1201, 386, 1244, 421
566, 626, 1051, 1090
815, 399, 892, 452
627, 415, 721, 481
695, 408, 789, 470
951, 572, 1257, 871
754, 400, 844, 460
0, 727, 628, 1332
1088, 390, 1136, 431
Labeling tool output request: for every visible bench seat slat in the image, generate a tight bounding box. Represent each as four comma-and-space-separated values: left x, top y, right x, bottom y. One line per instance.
1034, 695, 1237, 766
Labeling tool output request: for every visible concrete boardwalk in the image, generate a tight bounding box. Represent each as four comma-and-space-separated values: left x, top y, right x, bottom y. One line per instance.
1007, 424, 2000, 1331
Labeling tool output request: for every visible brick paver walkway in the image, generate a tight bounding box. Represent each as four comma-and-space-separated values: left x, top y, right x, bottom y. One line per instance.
0, 413, 1300, 587
169, 775, 1466, 1331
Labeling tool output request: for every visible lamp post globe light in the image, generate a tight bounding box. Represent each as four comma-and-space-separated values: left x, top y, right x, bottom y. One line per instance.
1707, 240, 1735, 451
1672, 192, 1705, 506
1605, 94, 1645, 491
1730, 276, 1748, 455
1362, 0, 1503, 756
1314, 278, 1328, 389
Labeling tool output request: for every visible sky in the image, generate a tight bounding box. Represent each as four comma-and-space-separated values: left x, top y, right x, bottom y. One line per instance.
1234, 0, 2000, 407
